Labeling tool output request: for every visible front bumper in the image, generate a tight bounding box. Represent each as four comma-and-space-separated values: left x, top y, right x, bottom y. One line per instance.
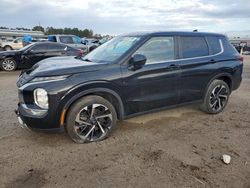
15, 109, 29, 129
16, 103, 64, 132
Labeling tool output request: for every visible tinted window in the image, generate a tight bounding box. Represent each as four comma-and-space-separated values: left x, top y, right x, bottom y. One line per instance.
207, 36, 221, 54
180, 37, 209, 58
135, 37, 175, 64
48, 43, 66, 51
59, 36, 74, 44
72, 36, 82, 44
31, 44, 48, 51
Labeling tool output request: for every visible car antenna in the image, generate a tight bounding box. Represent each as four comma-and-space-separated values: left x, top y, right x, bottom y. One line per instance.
193, 29, 198, 32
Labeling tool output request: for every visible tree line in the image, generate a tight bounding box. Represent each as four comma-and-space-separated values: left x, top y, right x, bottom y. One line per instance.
0, 26, 107, 39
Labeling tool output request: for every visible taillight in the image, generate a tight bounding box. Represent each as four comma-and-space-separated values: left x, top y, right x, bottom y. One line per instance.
239, 56, 244, 62
79, 49, 84, 56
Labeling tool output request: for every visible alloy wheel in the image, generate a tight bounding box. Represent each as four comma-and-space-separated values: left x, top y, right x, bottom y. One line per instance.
74, 103, 113, 142
209, 84, 228, 112
2, 59, 16, 71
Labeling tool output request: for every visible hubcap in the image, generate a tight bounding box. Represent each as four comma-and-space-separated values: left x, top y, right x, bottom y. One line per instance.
2, 59, 15, 71
74, 104, 112, 142
209, 84, 228, 112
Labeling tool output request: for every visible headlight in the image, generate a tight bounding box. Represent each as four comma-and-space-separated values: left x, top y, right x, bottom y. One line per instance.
34, 88, 48, 109
30, 75, 70, 83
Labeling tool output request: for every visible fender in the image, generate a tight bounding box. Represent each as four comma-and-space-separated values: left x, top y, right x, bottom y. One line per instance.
203, 72, 233, 99
59, 81, 125, 125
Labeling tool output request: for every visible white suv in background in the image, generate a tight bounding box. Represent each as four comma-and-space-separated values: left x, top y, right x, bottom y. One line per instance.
0, 37, 23, 51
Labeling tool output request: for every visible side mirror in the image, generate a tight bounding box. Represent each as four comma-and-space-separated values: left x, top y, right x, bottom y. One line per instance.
128, 54, 146, 71
27, 49, 34, 54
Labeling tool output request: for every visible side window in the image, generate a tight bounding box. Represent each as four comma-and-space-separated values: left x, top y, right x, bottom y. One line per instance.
48, 43, 65, 51
180, 37, 209, 58
207, 36, 221, 55
135, 37, 175, 64
16, 38, 23, 43
59, 36, 74, 44
72, 36, 82, 44
31, 44, 48, 52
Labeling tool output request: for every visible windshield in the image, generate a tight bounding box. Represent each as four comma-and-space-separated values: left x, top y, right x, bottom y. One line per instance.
82, 36, 141, 63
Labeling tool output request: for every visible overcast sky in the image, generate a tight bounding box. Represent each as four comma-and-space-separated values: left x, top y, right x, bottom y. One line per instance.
0, 0, 250, 35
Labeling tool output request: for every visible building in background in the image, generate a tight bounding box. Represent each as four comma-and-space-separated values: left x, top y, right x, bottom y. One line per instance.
0, 29, 46, 43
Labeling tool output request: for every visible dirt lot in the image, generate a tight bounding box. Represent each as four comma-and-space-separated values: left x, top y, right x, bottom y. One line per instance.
0, 56, 249, 188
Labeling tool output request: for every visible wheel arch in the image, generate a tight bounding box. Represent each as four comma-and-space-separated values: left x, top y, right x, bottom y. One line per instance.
60, 87, 125, 126
203, 73, 233, 99
3, 45, 13, 50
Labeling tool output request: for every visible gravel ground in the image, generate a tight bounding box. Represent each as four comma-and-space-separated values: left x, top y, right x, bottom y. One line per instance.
0, 56, 249, 188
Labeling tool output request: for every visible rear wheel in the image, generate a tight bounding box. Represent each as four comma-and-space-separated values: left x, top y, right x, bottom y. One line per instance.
66, 95, 117, 143
0, 58, 17, 71
200, 79, 230, 114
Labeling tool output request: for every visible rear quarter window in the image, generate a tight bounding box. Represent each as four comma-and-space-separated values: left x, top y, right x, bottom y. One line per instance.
48, 43, 65, 51
180, 36, 209, 58
206, 36, 221, 55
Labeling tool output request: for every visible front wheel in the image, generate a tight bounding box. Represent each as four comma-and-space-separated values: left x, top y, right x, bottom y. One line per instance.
0, 58, 17, 71
200, 79, 230, 114
66, 95, 117, 143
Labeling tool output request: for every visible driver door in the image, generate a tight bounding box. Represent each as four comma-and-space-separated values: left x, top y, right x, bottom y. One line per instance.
121, 36, 180, 115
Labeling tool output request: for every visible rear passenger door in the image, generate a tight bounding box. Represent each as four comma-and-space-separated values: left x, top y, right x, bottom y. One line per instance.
47, 43, 67, 57
177, 36, 221, 103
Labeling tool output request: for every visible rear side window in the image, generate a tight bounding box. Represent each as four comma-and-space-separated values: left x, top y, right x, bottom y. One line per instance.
135, 37, 175, 64
59, 36, 74, 44
48, 43, 66, 51
207, 36, 221, 54
180, 37, 209, 58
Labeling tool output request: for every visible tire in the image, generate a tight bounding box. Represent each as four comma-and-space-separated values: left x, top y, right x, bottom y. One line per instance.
0, 58, 17, 71
4, 46, 12, 51
200, 79, 230, 114
66, 95, 117, 143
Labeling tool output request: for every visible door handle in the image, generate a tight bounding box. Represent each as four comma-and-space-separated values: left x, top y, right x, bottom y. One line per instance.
209, 59, 216, 63
166, 64, 179, 69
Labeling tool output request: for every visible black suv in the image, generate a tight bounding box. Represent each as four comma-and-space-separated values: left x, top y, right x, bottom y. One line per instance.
16, 31, 243, 143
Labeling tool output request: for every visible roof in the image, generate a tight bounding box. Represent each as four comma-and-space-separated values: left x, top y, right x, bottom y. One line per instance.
121, 31, 225, 37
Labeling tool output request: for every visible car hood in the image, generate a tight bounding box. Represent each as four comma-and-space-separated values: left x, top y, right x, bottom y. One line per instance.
29, 56, 107, 77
